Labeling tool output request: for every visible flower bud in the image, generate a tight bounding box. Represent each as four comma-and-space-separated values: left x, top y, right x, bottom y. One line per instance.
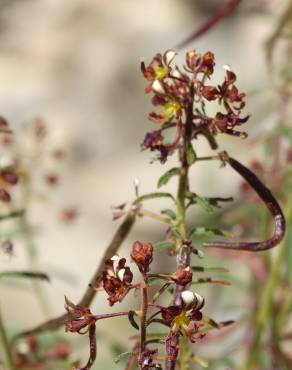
1, 170, 18, 185
0, 188, 11, 202
131, 241, 153, 273
172, 267, 192, 285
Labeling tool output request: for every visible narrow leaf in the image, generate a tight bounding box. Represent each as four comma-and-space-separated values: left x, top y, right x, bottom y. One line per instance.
114, 351, 132, 364
186, 143, 196, 165
157, 168, 180, 188
191, 227, 233, 238
0, 271, 50, 282
191, 277, 231, 286
186, 192, 213, 213
191, 266, 229, 273
190, 354, 208, 368
161, 209, 176, 220
135, 192, 175, 204
152, 241, 176, 251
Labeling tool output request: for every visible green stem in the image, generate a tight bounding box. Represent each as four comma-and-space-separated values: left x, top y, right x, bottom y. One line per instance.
0, 308, 15, 370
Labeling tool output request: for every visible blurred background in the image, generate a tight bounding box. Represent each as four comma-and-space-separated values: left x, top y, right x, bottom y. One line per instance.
0, 0, 291, 369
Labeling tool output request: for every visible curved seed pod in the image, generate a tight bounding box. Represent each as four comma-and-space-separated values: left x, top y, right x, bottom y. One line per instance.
204, 156, 286, 251
176, 0, 242, 49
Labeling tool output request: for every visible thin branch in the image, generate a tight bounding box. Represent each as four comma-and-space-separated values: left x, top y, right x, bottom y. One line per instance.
176, 0, 242, 49
204, 155, 286, 251
12, 211, 136, 340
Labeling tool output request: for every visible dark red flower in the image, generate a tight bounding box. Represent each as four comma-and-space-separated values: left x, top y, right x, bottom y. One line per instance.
100, 256, 134, 306
0, 188, 11, 202
160, 291, 204, 342
65, 296, 96, 334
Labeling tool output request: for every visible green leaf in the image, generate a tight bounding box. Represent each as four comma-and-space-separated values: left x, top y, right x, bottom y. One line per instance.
191, 354, 208, 368
157, 168, 180, 188
0, 271, 50, 282
114, 351, 132, 364
161, 209, 177, 220
191, 277, 231, 286
186, 143, 196, 165
152, 240, 176, 251
190, 227, 232, 238
191, 266, 229, 273
135, 192, 175, 203
186, 192, 213, 213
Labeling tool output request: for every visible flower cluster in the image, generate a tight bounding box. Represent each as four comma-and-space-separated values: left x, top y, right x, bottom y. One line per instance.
65, 241, 209, 370
141, 50, 249, 162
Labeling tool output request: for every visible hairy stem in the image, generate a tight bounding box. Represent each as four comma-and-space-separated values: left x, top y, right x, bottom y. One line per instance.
166, 86, 194, 370
139, 276, 149, 367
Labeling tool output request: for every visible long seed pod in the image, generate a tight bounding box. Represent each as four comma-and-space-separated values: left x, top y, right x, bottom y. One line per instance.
176, 0, 242, 49
204, 156, 286, 251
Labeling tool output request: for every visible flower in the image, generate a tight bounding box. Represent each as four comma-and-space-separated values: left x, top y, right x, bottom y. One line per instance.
99, 256, 134, 306
161, 291, 205, 342
65, 296, 96, 334
131, 241, 153, 274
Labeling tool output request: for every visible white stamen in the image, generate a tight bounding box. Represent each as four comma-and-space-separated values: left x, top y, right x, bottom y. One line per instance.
152, 80, 165, 95
172, 68, 182, 78
117, 268, 126, 281
181, 290, 195, 306
194, 292, 204, 309
111, 255, 119, 261
0, 154, 14, 169
223, 64, 232, 72
164, 49, 177, 66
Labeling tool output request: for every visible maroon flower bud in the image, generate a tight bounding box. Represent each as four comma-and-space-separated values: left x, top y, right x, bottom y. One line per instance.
131, 241, 153, 273
171, 267, 193, 285
186, 50, 198, 71
197, 51, 215, 75
0, 116, 8, 127
26, 336, 38, 352
60, 207, 78, 223
0, 188, 11, 202
44, 173, 59, 186
33, 118, 47, 140
1, 170, 18, 185
1, 240, 13, 255
50, 341, 70, 359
